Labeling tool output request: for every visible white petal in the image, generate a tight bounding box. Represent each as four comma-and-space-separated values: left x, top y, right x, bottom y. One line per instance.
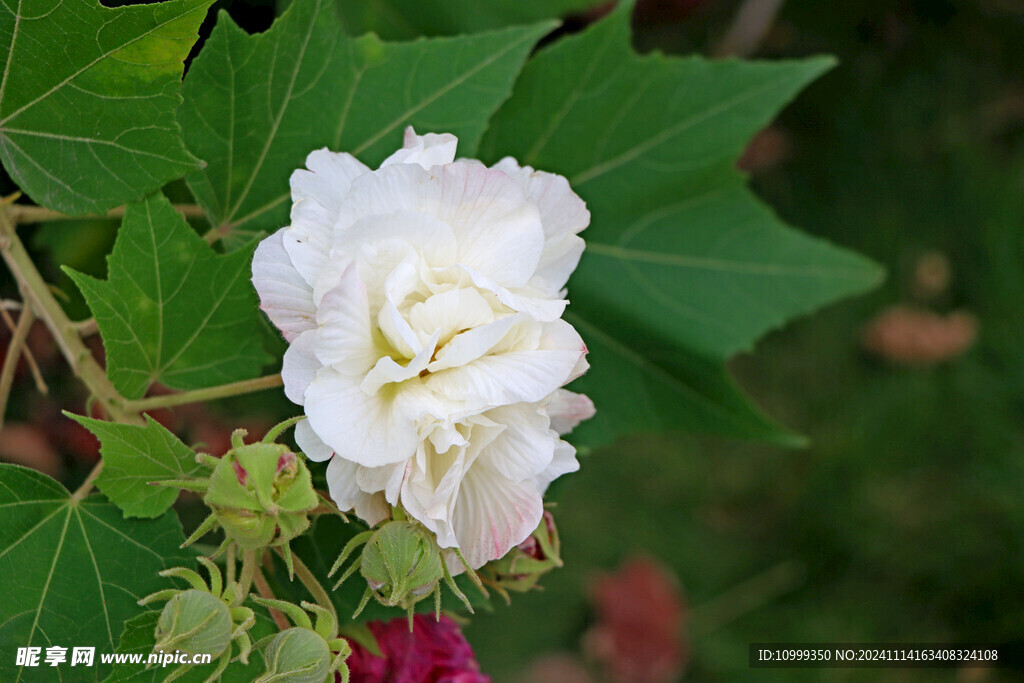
479, 402, 556, 482
407, 288, 495, 347
532, 232, 585, 296
455, 264, 567, 322
381, 126, 458, 169
449, 461, 543, 569
287, 150, 370, 287
282, 330, 320, 405
426, 318, 587, 406
326, 455, 390, 527
293, 148, 370, 216
545, 389, 596, 435
304, 367, 418, 467
493, 157, 589, 293
361, 331, 437, 395
251, 228, 315, 341
436, 162, 546, 287
313, 267, 381, 375
426, 314, 521, 373
537, 440, 579, 494
295, 418, 333, 462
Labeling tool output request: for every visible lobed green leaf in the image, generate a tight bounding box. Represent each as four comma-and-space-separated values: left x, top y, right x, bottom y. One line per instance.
66, 192, 271, 400
0, 464, 191, 682
480, 3, 884, 445
335, 0, 603, 40
179, 0, 554, 245
67, 413, 200, 519
0, 0, 212, 214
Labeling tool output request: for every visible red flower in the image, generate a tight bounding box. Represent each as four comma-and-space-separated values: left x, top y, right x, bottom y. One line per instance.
345, 614, 489, 683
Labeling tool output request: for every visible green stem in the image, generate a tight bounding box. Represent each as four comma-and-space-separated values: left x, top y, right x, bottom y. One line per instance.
252, 565, 290, 631
0, 207, 140, 425
278, 547, 337, 625
238, 550, 258, 597
0, 305, 48, 394
0, 304, 34, 430
8, 203, 206, 224
71, 460, 103, 502
124, 374, 283, 412
226, 544, 237, 587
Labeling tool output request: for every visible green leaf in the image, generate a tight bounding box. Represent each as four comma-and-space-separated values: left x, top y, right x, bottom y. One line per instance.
179, 0, 553, 243
0, 464, 191, 682
480, 5, 883, 446
335, 0, 602, 40
66, 413, 200, 519
103, 610, 278, 682
66, 193, 271, 400
0, 0, 212, 214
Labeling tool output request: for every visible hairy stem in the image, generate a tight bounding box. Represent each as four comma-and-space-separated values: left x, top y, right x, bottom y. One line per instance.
0, 208, 140, 425
252, 564, 290, 631
0, 304, 35, 429
8, 203, 206, 224
278, 547, 338, 625
124, 374, 284, 412
238, 550, 257, 597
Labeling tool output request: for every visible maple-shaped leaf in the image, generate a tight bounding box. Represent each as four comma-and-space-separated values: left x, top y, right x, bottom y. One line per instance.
480, 3, 883, 446
67, 193, 270, 400
0, 0, 211, 214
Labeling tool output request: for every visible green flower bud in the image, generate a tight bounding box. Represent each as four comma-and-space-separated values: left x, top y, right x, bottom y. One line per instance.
255, 627, 332, 683
360, 521, 445, 610
154, 589, 233, 658
481, 511, 562, 594
202, 432, 319, 551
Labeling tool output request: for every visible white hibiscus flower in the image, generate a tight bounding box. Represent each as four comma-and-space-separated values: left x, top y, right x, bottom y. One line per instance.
252, 128, 594, 568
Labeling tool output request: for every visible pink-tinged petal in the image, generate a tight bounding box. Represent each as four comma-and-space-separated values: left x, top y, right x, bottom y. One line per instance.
546, 389, 596, 435
294, 418, 333, 462
449, 461, 543, 569
426, 318, 587, 406
281, 330, 319, 405
312, 267, 381, 375
478, 402, 556, 482
381, 126, 458, 169
537, 440, 580, 494
251, 228, 315, 341
305, 367, 419, 467
326, 455, 390, 527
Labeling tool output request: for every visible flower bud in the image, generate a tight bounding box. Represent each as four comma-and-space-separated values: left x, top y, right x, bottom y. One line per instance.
255, 627, 331, 683
154, 589, 233, 658
481, 511, 562, 593
361, 521, 445, 610
203, 438, 319, 551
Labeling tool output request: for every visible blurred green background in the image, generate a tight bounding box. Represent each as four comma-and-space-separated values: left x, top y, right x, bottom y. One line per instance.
2, 0, 1022, 680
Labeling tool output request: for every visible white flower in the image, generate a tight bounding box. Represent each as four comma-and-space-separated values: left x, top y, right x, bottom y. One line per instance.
252, 128, 593, 567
